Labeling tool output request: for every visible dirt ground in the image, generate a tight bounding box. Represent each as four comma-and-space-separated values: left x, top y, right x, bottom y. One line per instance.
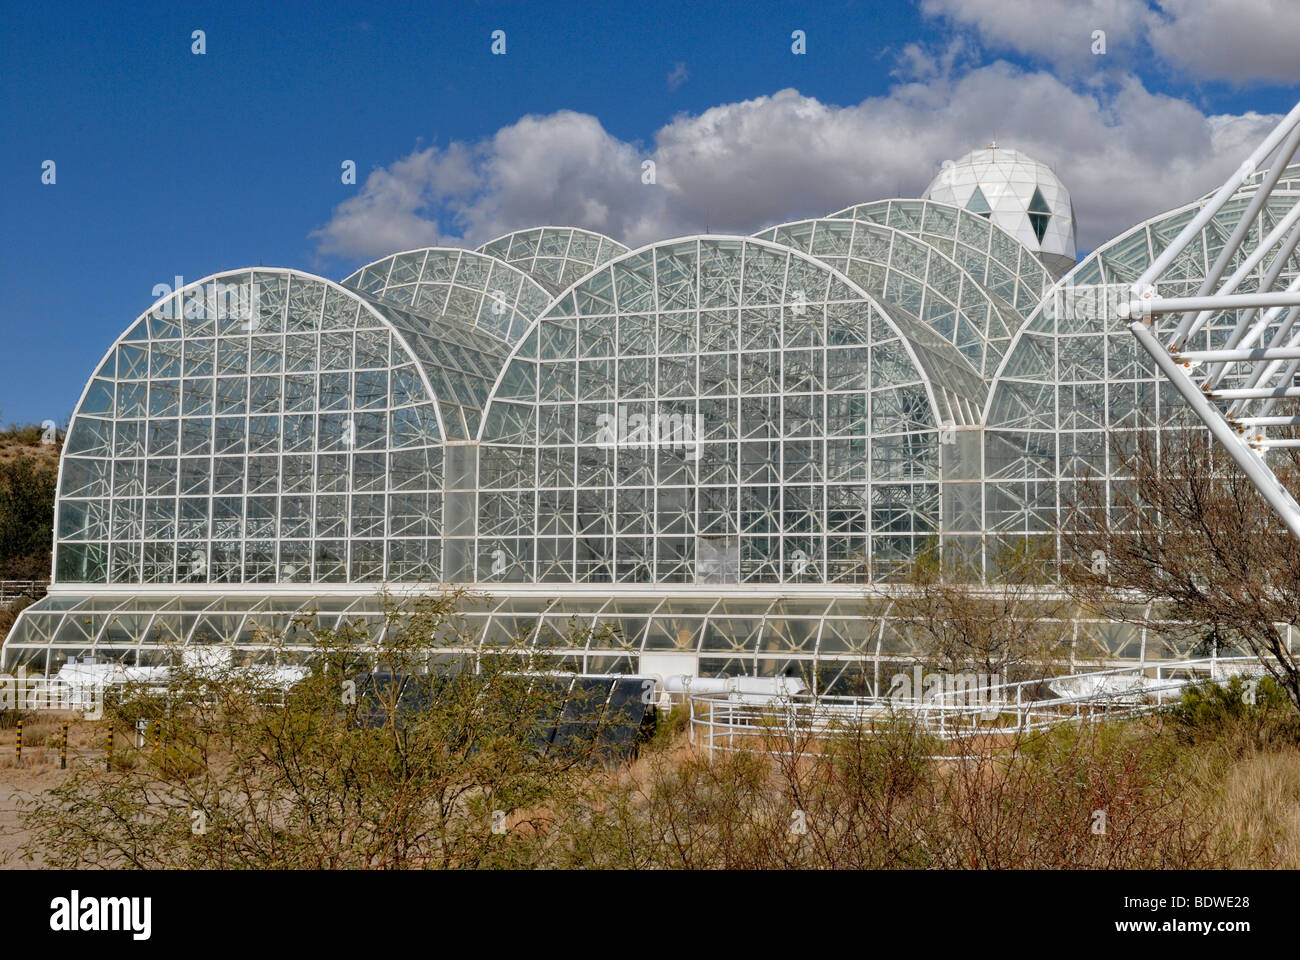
0, 766, 63, 868
0, 717, 105, 868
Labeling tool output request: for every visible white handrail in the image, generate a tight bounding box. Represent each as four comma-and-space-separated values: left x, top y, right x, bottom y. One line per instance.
687, 657, 1267, 758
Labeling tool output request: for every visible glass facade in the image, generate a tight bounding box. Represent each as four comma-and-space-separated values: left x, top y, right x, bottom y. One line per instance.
54, 270, 447, 589
754, 216, 1022, 378
472, 236, 948, 586
476, 227, 630, 296
7, 172, 1297, 678
831, 199, 1053, 318
982, 180, 1300, 573
344, 247, 553, 345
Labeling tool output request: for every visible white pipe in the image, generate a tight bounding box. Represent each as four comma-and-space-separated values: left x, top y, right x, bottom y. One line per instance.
1125, 291, 1300, 318
1231, 416, 1300, 426
1130, 319, 1300, 539
1205, 274, 1300, 389
1170, 119, 1300, 347
1177, 345, 1300, 362
1210, 386, 1300, 400
1258, 358, 1300, 417
1175, 201, 1300, 348
1223, 300, 1300, 412
1137, 100, 1300, 290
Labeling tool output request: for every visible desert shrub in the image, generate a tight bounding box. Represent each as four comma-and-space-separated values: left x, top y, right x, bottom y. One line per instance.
0, 456, 57, 580
15, 591, 631, 869
1170, 676, 1300, 752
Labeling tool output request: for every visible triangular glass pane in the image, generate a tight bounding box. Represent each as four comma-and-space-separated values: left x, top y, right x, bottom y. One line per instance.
1028, 188, 1052, 242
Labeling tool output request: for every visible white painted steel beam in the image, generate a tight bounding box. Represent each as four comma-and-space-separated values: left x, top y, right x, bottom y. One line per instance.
1124, 100, 1300, 538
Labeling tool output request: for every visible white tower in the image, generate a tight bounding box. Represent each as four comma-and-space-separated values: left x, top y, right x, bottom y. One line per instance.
923, 144, 1077, 277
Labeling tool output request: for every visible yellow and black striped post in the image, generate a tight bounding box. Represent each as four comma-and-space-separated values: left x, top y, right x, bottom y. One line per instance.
153, 719, 160, 753
106, 721, 113, 772
14, 719, 21, 767
60, 722, 68, 769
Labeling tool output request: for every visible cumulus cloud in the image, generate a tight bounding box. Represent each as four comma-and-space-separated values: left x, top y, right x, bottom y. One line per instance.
311, 63, 1280, 261
1147, 0, 1300, 85
892, 36, 978, 85
312, 112, 656, 258
922, 0, 1300, 84
919, 0, 1146, 75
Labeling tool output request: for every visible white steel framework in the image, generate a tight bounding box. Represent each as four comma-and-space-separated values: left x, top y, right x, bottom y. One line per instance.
1122, 99, 1300, 538
13, 115, 1300, 683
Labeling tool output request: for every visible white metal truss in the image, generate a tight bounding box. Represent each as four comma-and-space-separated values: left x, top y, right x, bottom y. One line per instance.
1121, 99, 1300, 539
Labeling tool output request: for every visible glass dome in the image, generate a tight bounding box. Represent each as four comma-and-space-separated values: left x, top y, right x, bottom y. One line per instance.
476, 226, 629, 295
473, 235, 953, 586
55, 269, 447, 586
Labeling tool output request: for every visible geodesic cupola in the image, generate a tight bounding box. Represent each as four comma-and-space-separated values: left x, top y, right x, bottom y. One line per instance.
923, 146, 1077, 278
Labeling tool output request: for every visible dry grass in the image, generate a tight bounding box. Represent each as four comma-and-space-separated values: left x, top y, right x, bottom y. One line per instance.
0, 436, 59, 466
1194, 749, 1300, 867
6, 697, 1300, 868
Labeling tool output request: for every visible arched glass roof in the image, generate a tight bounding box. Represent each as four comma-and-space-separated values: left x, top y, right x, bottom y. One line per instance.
755, 216, 1019, 379
1202, 162, 1300, 201
830, 199, 1053, 318
56, 269, 447, 587
343, 247, 553, 345
476, 226, 629, 296
363, 299, 508, 440
473, 235, 954, 586
3, 587, 1178, 689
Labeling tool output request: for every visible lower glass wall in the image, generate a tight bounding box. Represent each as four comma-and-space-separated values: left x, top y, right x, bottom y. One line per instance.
2, 589, 1277, 696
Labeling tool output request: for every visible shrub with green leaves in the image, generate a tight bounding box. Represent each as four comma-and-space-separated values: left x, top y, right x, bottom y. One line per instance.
1170, 675, 1300, 750
16, 591, 628, 869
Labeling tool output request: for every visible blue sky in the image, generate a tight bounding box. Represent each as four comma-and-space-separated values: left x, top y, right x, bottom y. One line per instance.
4, 0, 1300, 425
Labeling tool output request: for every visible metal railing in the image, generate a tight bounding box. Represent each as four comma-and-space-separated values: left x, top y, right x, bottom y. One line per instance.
0, 675, 106, 717
0, 580, 48, 604
687, 657, 1266, 758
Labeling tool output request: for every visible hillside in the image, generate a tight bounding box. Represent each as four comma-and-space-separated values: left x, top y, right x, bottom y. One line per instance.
0, 425, 61, 468
0, 425, 61, 583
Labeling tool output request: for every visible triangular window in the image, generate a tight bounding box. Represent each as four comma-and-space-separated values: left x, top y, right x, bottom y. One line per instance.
966, 186, 991, 218
1028, 187, 1051, 243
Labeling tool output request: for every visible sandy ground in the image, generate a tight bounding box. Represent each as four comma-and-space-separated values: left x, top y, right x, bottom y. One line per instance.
0, 763, 64, 868
0, 719, 104, 868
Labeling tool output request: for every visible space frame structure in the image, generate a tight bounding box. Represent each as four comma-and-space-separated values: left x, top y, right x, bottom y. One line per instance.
11, 113, 1300, 690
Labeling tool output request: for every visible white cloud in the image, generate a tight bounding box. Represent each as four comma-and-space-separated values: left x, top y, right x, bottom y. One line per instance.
922, 0, 1300, 84
311, 144, 474, 258
311, 112, 656, 259
892, 36, 977, 85
312, 65, 1280, 261
919, 0, 1146, 75
1147, 0, 1300, 85
667, 62, 689, 91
